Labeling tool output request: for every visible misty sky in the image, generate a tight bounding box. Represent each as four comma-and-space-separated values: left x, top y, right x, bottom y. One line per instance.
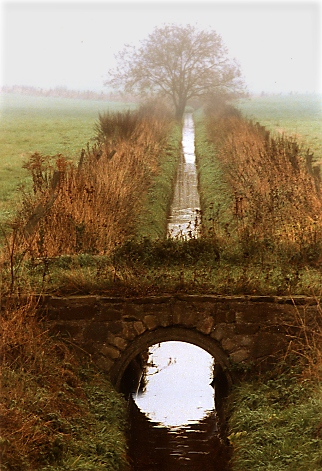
1, 0, 321, 95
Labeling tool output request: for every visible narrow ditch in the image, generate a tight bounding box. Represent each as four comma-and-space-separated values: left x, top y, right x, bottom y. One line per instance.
167, 113, 201, 239
126, 114, 231, 470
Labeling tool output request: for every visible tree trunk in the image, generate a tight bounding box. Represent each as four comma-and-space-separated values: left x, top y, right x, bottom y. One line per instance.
175, 99, 187, 121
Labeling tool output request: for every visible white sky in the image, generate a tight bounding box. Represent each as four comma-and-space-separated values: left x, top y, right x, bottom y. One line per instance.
1, 0, 321, 94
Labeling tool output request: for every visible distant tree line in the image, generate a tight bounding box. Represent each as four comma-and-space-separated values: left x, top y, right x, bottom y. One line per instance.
0, 85, 139, 102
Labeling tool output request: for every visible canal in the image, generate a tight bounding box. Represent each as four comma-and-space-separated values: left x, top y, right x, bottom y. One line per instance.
128, 342, 231, 470
167, 113, 201, 239
127, 114, 231, 470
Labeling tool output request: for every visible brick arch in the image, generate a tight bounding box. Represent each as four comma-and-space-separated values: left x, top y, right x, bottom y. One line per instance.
109, 326, 234, 392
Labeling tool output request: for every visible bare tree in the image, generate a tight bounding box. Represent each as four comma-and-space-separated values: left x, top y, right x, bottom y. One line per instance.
106, 24, 246, 120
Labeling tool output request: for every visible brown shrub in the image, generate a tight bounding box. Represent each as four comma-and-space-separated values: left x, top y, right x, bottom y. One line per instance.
5, 107, 172, 261
205, 107, 322, 261
0, 297, 84, 469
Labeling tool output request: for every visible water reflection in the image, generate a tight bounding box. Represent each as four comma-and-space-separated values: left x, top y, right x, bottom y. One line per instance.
168, 114, 201, 239
134, 342, 214, 427
129, 342, 231, 470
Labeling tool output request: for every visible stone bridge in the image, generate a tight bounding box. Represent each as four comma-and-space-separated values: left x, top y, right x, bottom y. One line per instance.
41, 294, 318, 392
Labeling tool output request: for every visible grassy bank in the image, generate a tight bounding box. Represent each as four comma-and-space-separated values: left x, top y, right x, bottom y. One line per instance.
1, 298, 129, 471
135, 122, 182, 240
193, 102, 322, 296
0, 102, 181, 470
195, 98, 322, 470
228, 373, 322, 470
0, 99, 185, 296
227, 305, 322, 471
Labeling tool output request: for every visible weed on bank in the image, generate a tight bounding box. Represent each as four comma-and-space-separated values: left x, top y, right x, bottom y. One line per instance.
228, 372, 322, 471
0, 298, 129, 471
0, 93, 136, 223
227, 301, 322, 471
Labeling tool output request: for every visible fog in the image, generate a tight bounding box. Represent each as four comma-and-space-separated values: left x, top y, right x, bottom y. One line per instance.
1, 0, 321, 95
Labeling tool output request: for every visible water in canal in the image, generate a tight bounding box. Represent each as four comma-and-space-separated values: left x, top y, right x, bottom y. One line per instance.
167, 113, 201, 239
128, 342, 231, 470
128, 114, 230, 469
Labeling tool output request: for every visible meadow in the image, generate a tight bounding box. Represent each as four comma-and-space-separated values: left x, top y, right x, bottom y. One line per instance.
237, 94, 322, 163
0, 93, 135, 221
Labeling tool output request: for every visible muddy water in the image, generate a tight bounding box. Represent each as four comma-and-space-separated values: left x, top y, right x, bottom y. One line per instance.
167, 113, 201, 239
128, 342, 231, 470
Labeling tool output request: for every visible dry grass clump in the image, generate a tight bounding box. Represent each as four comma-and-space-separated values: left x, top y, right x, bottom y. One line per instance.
286, 299, 322, 382
0, 297, 130, 470
3, 105, 172, 263
0, 297, 83, 469
205, 105, 322, 264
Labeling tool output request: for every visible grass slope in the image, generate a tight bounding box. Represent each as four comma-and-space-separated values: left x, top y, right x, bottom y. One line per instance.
228, 373, 322, 471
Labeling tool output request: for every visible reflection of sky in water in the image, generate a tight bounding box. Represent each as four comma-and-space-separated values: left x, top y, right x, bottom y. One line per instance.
182, 114, 196, 164
134, 342, 215, 428
168, 113, 201, 239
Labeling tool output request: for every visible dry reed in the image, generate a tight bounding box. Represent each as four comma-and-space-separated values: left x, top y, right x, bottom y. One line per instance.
3, 106, 172, 264
205, 105, 322, 263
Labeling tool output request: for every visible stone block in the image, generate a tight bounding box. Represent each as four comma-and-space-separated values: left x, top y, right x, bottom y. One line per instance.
134, 321, 146, 335
100, 344, 120, 360
197, 316, 215, 335
234, 323, 260, 335
85, 323, 110, 342
172, 305, 186, 325
107, 321, 123, 335
230, 349, 250, 363
143, 315, 158, 331
47, 296, 98, 320
182, 311, 199, 327
235, 304, 277, 324
248, 296, 276, 303
222, 334, 252, 352
159, 313, 172, 327
122, 324, 138, 340
132, 296, 171, 305
213, 310, 227, 324
107, 333, 128, 351
221, 337, 238, 352
211, 323, 231, 342
95, 355, 114, 372
251, 332, 287, 359
238, 335, 253, 347
96, 307, 123, 322
225, 310, 236, 323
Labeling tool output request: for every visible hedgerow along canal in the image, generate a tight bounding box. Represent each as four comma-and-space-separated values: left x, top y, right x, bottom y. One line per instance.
127, 115, 231, 470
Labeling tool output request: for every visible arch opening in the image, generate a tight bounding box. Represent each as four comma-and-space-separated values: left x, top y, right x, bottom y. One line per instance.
133, 341, 215, 427
124, 334, 233, 470
110, 326, 233, 403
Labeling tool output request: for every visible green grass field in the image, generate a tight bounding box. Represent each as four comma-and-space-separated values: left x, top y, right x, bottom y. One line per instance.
1, 92, 320, 225
0, 93, 134, 221
237, 94, 322, 163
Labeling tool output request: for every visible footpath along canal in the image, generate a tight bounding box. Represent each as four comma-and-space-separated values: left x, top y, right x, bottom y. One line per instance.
127, 114, 231, 470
